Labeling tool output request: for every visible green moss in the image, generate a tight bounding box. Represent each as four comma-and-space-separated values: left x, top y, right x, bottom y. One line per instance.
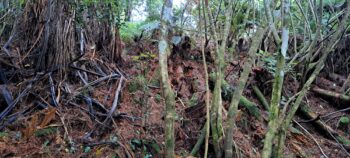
338, 116, 350, 132
0, 132, 8, 137
339, 117, 350, 124
240, 96, 261, 119
128, 75, 147, 93
35, 127, 57, 137
155, 94, 162, 103
188, 95, 198, 107
149, 68, 161, 87
337, 136, 350, 145
120, 22, 142, 43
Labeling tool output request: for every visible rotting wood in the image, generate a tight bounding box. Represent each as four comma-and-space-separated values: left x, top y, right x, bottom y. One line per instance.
298, 102, 350, 151
0, 74, 40, 121
252, 85, 270, 111
312, 86, 350, 103
104, 77, 125, 123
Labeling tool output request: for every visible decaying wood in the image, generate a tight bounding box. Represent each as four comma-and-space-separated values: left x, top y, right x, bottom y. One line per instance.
104, 77, 125, 122
298, 102, 350, 152
341, 74, 350, 93
312, 86, 350, 103
252, 85, 270, 111
0, 75, 39, 121
0, 85, 13, 106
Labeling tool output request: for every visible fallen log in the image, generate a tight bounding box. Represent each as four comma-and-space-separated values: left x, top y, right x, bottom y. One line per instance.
209, 77, 261, 119
252, 85, 270, 111
312, 86, 350, 104
252, 85, 350, 150
298, 102, 350, 151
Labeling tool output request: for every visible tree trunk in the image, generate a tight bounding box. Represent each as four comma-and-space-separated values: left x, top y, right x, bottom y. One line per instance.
276, 1, 350, 158
203, 0, 234, 156
14, 0, 76, 77
125, 0, 132, 21
159, 0, 176, 157
225, 27, 266, 158
262, 0, 290, 157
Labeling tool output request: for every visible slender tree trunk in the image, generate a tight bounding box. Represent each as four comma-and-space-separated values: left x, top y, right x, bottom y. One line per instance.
198, 1, 210, 157
277, 2, 350, 157
125, 0, 132, 21
225, 27, 266, 158
159, 0, 176, 157
203, 0, 233, 156
262, 0, 289, 157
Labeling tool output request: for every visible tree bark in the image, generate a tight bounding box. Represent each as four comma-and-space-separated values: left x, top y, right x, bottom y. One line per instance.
159, 0, 176, 157
262, 0, 290, 157
225, 28, 266, 158
276, 1, 350, 157
125, 0, 132, 21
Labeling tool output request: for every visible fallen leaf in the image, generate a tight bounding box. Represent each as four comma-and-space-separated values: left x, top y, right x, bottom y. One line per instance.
23, 113, 39, 139
39, 107, 56, 128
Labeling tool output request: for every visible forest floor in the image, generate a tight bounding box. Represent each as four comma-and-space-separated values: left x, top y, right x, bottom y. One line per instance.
0, 39, 349, 158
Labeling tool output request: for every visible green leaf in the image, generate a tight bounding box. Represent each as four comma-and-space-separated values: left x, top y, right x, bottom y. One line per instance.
150, 141, 161, 153
144, 153, 152, 158
42, 140, 50, 148
289, 126, 303, 135
337, 136, 350, 145
35, 127, 57, 137
0, 132, 8, 137
131, 138, 142, 146
339, 117, 350, 124
84, 146, 91, 153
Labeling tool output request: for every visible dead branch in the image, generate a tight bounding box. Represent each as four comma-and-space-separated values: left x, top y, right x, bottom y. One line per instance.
75, 73, 121, 92
0, 75, 37, 121
298, 102, 350, 153
293, 120, 329, 158
104, 77, 124, 123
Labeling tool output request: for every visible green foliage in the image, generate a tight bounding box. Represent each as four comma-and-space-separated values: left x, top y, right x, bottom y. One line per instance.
35, 127, 57, 137
128, 75, 147, 93
84, 146, 91, 153
289, 126, 303, 135
145, 0, 163, 21
120, 22, 143, 43
321, 0, 345, 6
337, 136, 350, 145
188, 95, 198, 107
75, 0, 124, 26
339, 116, 350, 123
257, 50, 278, 74
338, 116, 350, 131
0, 132, 8, 137
132, 52, 157, 61
42, 140, 50, 148
130, 138, 160, 157
155, 94, 162, 103
120, 20, 160, 43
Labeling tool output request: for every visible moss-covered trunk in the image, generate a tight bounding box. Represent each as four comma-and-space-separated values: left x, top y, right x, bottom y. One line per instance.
261, 0, 289, 157
224, 27, 266, 158
203, 0, 233, 156
159, 0, 176, 157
